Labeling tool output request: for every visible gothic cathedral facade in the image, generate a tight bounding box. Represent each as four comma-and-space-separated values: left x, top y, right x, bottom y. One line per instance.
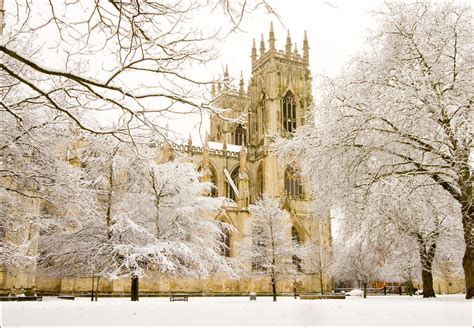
1, 25, 332, 296
155, 24, 333, 295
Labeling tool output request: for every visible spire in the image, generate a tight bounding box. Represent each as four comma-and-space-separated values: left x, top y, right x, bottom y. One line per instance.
259, 34, 266, 57
251, 38, 257, 65
224, 64, 229, 78
239, 71, 244, 96
0, 0, 4, 35
223, 65, 229, 91
294, 42, 299, 56
269, 22, 275, 51
202, 133, 211, 184
285, 30, 292, 58
217, 80, 222, 94
222, 137, 227, 151
205, 132, 209, 146
211, 79, 216, 97
303, 30, 309, 64
187, 134, 193, 156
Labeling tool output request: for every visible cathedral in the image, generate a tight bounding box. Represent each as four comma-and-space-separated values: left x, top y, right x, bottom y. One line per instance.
1, 24, 332, 296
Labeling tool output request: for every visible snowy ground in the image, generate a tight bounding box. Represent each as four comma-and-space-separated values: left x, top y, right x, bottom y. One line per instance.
0, 295, 472, 327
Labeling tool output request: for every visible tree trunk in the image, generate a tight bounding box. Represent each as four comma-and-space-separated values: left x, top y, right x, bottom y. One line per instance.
421, 269, 435, 298
418, 237, 437, 298
131, 275, 139, 301
271, 273, 277, 302
461, 196, 473, 299
106, 161, 114, 240
407, 279, 413, 296
319, 273, 324, 295
95, 276, 100, 301
90, 275, 94, 302
106, 146, 119, 240
463, 247, 473, 299
150, 170, 161, 239
363, 282, 367, 298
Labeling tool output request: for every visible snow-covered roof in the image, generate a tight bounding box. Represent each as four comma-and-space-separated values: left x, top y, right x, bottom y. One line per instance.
208, 142, 242, 153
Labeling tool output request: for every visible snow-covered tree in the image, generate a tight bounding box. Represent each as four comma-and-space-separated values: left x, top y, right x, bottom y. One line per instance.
332, 238, 384, 299
371, 179, 462, 297
242, 195, 301, 302
38, 137, 144, 300
142, 160, 239, 276
379, 240, 421, 296
277, 2, 473, 298
146, 161, 234, 259
0, 108, 94, 270
299, 240, 332, 295
40, 146, 238, 301
327, 177, 463, 298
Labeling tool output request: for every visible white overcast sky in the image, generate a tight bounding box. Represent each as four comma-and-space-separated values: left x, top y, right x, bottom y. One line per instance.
217, 0, 380, 83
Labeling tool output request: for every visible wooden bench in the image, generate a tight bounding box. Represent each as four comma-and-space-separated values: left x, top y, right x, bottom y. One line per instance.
300, 294, 345, 300
58, 295, 75, 300
17, 296, 43, 301
169, 294, 189, 302
0, 296, 18, 302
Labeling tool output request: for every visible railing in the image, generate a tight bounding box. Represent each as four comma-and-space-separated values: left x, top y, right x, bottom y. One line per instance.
172, 143, 240, 158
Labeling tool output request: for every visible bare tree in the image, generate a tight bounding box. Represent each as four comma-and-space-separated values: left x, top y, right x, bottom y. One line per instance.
1, 0, 275, 141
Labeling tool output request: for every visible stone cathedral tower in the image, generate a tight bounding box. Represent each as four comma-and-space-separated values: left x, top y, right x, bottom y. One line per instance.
197, 24, 332, 294
210, 23, 313, 204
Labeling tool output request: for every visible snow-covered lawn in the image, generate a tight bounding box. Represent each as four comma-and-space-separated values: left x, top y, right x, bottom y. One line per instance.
1, 295, 471, 326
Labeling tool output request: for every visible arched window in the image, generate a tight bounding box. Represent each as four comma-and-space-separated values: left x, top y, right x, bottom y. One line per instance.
233, 124, 246, 146
282, 91, 297, 133
292, 226, 302, 272
284, 166, 304, 198
219, 228, 231, 257
209, 166, 218, 197
226, 167, 239, 202
256, 163, 264, 201
292, 226, 301, 244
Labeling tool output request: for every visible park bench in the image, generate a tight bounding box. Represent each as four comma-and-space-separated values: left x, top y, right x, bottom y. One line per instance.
58, 294, 75, 300
17, 296, 43, 301
169, 294, 189, 302
300, 294, 345, 300
0, 296, 17, 302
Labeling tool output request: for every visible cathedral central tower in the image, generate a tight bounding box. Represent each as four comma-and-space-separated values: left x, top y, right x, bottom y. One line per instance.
209, 23, 312, 203
248, 24, 312, 146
